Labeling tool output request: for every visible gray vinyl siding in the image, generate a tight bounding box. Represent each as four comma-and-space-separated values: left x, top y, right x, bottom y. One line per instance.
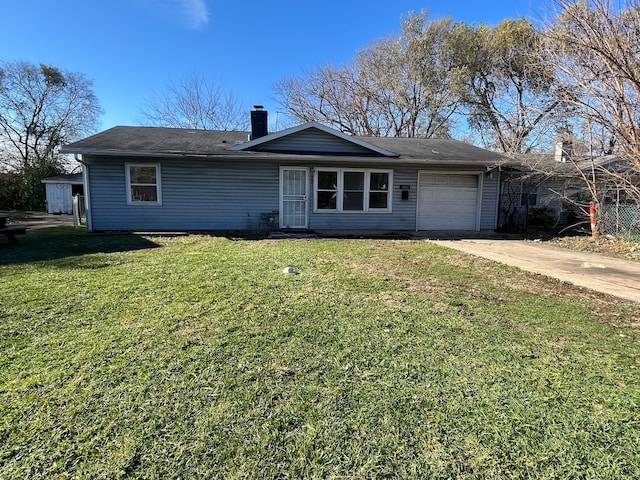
253, 129, 381, 156
480, 171, 500, 229
499, 175, 572, 228
84, 155, 501, 232
538, 179, 566, 207
86, 156, 279, 231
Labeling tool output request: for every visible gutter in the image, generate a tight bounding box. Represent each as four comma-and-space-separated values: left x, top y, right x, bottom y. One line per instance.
60, 149, 510, 167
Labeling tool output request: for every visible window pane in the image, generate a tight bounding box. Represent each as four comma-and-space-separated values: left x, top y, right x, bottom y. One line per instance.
369, 173, 388, 191
130, 166, 156, 184
283, 170, 305, 196
369, 192, 388, 209
317, 191, 336, 209
131, 185, 158, 202
344, 171, 364, 190
317, 171, 337, 190
343, 192, 364, 210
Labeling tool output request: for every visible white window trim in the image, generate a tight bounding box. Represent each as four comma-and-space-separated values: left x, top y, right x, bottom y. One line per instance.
125, 163, 162, 205
314, 168, 393, 213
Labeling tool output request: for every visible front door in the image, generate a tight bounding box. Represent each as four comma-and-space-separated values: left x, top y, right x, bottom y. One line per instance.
280, 167, 309, 228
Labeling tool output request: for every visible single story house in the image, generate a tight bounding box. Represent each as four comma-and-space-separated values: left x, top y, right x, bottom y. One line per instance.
41, 173, 84, 214
60, 111, 508, 234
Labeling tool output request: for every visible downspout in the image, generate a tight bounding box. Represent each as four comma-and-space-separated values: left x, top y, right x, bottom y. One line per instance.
77, 154, 93, 231
415, 171, 422, 232
494, 167, 502, 229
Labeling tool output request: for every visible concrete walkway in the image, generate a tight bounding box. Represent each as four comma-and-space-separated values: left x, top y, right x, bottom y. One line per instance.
430, 239, 640, 303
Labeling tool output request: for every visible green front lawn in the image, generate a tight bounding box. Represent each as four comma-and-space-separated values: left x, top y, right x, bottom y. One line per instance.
1, 228, 639, 479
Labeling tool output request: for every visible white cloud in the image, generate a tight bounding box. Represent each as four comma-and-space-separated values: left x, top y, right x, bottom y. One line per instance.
174, 0, 209, 29
131, 0, 209, 29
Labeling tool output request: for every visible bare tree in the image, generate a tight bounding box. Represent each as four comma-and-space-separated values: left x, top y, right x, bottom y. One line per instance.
546, 0, 640, 171
0, 60, 102, 170
138, 73, 249, 131
274, 12, 460, 138
537, 0, 640, 235
0, 60, 102, 209
274, 64, 377, 135
358, 12, 460, 138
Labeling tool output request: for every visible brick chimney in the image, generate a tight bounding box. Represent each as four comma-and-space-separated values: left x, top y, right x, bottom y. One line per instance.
554, 140, 573, 162
250, 105, 268, 140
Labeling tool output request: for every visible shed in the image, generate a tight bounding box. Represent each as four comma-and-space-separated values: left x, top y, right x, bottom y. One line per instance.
41, 173, 84, 214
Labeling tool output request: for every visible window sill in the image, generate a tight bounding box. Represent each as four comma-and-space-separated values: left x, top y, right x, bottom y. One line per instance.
313, 210, 392, 214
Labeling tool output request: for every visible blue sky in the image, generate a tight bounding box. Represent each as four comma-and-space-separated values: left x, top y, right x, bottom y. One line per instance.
1, 0, 543, 132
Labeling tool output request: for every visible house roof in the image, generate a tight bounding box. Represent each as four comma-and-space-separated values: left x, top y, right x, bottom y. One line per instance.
358, 136, 503, 164
61, 123, 509, 166
505, 153, 636, 178
41, 172, 84, 184
60, 126, 250, 156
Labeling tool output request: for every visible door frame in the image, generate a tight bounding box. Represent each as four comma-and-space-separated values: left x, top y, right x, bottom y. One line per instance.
279, 166, 310, 229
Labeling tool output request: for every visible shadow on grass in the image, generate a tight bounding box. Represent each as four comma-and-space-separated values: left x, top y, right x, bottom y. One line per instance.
0, 226, 160, 266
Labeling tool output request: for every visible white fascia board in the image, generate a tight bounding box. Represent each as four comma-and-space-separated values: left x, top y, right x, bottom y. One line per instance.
41, 179, 84, 184
59, 149, 218, 158
60, 147, 506, 167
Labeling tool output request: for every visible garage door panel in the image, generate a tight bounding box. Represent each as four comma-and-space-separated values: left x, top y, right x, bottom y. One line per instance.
421, 189, 477, 204
417, 214, 476, 229
422, 174, 477, 187
418, 173, 479, 230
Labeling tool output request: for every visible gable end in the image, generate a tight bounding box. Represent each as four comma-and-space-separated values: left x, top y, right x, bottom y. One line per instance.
250, 128, 385, 156
229, 122, 398, 157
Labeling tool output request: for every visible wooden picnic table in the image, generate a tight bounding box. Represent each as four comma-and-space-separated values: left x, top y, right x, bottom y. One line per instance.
0, 216, 27, 245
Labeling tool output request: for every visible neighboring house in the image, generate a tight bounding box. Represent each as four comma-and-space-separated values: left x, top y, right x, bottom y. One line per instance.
499, 162, 578, 229
41, 173, 84, 214
60, 111, 508, 233
499, 143, 639, 231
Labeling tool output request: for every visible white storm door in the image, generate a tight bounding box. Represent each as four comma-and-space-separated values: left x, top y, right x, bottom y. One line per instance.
280, 167, 309, 228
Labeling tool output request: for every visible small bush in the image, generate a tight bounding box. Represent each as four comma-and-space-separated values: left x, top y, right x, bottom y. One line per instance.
527, 206, 556, 227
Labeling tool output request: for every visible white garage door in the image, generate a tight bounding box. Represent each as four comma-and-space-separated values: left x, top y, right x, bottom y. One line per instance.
418, 173, 479, 230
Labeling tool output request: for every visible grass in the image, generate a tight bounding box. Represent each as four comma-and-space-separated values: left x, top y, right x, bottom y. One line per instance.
1, 228, 639, 479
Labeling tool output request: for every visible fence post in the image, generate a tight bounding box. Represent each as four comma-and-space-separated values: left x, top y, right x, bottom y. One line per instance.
589, 201, 597, 238
73, 195, 80, 229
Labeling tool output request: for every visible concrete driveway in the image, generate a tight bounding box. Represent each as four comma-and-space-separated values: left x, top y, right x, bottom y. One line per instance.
430, 239, 640, 303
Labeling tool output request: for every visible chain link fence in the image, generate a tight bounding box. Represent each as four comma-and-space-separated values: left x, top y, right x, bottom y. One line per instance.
599, 202, 640, 237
